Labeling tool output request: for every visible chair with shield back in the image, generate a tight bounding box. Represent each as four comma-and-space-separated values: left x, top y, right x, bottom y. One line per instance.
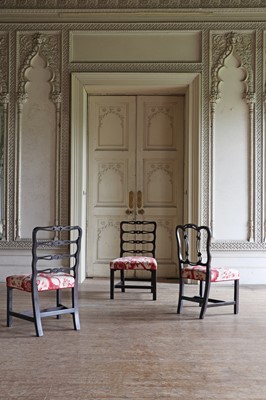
110, 220, 157, 300
6, 225, 82, 336
176, 223, 240, 319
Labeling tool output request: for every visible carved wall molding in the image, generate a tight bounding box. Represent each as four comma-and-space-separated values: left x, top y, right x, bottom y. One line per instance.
210, 30, 256, 247
0, 33, 9, 101
0, 33, 9, 241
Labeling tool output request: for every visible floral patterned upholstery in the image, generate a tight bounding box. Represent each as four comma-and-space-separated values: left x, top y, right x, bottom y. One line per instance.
181, 265, 240, 282
6, 272, 75, 293
110, 256, 157, 271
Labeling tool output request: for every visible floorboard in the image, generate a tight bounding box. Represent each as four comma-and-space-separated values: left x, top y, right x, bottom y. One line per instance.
0, 279, 265, 400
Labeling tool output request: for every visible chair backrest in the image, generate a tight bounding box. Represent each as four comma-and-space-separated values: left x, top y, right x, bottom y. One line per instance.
176, 223, 211, 268
120, 220, 156, 258
31, 225, 82, 279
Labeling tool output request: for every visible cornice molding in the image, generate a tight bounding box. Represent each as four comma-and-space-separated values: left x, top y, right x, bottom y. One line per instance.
0, 0, 266, 9
1, 1, 266, 24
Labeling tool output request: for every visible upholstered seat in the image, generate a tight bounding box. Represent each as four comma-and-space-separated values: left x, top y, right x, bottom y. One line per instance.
181, 265, 240, 282
110, 256, 157, 271
6, 272, 75, 292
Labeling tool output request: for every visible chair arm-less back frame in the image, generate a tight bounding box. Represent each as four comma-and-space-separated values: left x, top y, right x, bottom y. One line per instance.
120, 220, 156, 258
176, 223, 239, 319
6, 225, 82, 337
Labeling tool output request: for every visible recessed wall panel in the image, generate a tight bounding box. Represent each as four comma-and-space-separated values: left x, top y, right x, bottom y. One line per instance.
70, 31, 202, 63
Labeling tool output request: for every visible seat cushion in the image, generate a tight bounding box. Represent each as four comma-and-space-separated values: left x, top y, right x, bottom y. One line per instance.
6, 272, 75, 292
110, 256, 157, 271
181, 265, 240, 282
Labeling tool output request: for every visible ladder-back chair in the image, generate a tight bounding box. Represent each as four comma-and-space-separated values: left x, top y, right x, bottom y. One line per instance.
176, 223, 240, 319
110, 220, 157, 300
6, 225, 82, 336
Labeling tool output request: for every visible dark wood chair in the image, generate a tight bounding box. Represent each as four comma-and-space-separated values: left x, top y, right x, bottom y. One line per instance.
110, 220, 157, 300
6, 225, 82, 337
176, 223, 240, 319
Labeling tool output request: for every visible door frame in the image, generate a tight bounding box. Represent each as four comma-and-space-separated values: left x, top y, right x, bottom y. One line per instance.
71, 72, 201, 282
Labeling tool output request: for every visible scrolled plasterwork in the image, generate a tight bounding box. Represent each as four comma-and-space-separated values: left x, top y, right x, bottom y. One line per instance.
146, 162, 173, 185
211, 32, 254, 104
210, 30, 256, 247
97, 218, 120, 240
17, 32, 61, 104
98, 162, 124, 185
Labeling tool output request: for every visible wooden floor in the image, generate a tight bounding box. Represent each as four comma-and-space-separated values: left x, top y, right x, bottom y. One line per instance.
0, 278, 265, 400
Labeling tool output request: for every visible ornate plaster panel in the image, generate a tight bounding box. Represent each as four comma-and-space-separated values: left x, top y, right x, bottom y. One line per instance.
209, 30, 259, 251
14, 31, 62, 243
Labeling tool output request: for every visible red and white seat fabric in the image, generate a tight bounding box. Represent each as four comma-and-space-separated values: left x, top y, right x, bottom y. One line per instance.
6, 272, 75, 293
181, 265, 240, 282
110, 256, 157, 271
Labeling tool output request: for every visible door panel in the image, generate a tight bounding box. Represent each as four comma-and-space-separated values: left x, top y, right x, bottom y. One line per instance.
87, 96, 136, 276
136, 96, 184, 277
87, 95, 184, 278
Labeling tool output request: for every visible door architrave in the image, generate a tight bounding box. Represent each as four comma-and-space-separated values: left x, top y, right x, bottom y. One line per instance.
71, 72, 201, 282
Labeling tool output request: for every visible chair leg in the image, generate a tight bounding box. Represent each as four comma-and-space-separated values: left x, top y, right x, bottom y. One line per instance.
32, 289, 43, 337
199, 281, 203, 297
72, 286, 80, 331
177, 277, 184, 314
120, 270, 125, 292
56, 289, 62, 319
151, 270, 157, 301
199, 280, 211, 319
7, 287, 13, 327
234, 279, 239, 314
110, 269, 115, 299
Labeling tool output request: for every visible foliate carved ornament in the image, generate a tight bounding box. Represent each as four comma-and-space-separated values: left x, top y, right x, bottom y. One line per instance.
99, 106, 124, 131
147, 106, 173, 131
17, 32, 61, 106
97, 219, 120, 242
146, 162, 173, 185
211, 31, 254, 106
98, 162, 124, 185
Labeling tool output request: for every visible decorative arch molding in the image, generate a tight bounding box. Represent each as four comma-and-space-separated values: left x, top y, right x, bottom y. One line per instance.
210, 31, 256, 247
15, 31, 62, 240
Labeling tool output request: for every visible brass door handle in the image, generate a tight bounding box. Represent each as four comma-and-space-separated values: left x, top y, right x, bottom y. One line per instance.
125, 209, 133, 215
138, 208, 145, 215
129, 191, 134, 209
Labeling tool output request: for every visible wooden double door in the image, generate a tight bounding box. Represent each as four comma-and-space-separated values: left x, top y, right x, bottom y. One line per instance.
87, 95, 184, 278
